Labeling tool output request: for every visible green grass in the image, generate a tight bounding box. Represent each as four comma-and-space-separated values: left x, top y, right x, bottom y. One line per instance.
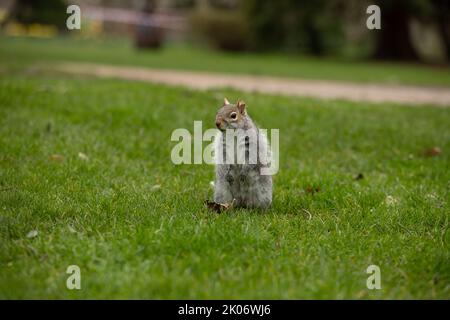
1, 35, 450, 87
0, 68, 449, 298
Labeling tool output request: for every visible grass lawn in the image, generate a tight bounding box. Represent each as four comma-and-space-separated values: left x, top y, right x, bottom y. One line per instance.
0, 65, 449, 298
1, 35, 450, 87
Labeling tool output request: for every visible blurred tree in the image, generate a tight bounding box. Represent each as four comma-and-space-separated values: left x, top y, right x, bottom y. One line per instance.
284, 0, 345, 55
372, 0, 450, 61
372, 0, 424, 61
5, 0, 67, 30
241, 0, 285, 51
189, 1, 250, 51
242, 0, 344, 55
430, 0, 450, 60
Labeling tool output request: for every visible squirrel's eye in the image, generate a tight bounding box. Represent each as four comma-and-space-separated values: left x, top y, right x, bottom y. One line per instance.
230, 112, 237, 120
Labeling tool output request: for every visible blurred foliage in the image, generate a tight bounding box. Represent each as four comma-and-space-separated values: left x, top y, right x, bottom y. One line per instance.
208, 0, 239, 10
190, 9, 250, 51
3, 0, 447, 62
190, 0, 345, 55
188, 0, 449, 62
4, 0, 67, 31
242, 0, 345, 55
372, 0, 450, 61
428, 0, 450, 60
171, 0, 197, 9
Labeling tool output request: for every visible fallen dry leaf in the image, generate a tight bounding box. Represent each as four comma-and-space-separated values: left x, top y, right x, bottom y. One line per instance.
305, 186, 321, 195
422, 146, 441, 157
204, 199, 235, 213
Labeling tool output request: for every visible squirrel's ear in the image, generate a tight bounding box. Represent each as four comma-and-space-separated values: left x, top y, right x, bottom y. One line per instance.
237, 100, 246, 114
223, 97, 230, 106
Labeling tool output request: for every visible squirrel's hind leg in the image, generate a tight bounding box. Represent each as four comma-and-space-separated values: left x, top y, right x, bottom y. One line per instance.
255, 175, 272, 209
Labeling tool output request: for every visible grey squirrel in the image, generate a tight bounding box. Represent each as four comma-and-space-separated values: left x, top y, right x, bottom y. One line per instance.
213, 98, 272, 209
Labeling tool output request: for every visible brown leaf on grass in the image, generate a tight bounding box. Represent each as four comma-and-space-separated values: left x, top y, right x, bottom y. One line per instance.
49, 154, 64, 162
422, 146, 441, 157
305, 186, 320, 195
204, 199, 235, 213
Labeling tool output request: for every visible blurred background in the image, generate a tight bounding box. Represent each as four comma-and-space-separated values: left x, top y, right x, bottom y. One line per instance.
0, 1, 449, 300
0, 0, 449, 64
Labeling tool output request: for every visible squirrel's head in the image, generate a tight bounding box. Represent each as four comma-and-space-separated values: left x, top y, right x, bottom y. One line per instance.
215, 98, 246, 131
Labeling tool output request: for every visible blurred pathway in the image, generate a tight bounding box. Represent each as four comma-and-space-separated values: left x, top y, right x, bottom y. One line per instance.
58, 62, 450, 106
